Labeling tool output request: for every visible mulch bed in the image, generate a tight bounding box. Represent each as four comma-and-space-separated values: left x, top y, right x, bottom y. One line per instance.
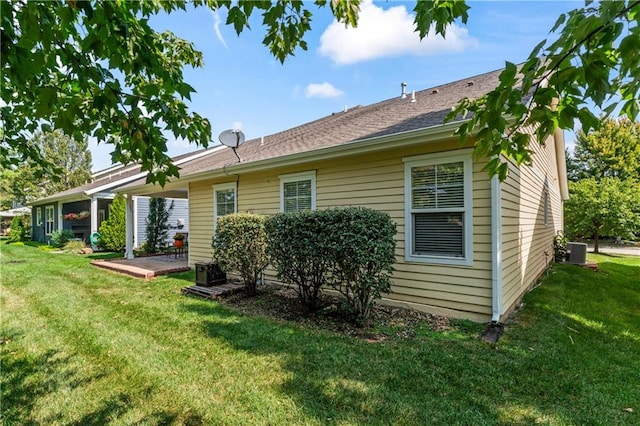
216, 282, 452, 342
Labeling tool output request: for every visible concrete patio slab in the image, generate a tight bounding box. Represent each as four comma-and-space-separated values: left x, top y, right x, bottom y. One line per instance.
91, 255, 190, 278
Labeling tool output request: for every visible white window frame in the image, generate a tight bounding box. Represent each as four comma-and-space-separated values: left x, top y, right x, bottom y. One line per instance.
36, 207, 42, 226
45, 205, 55, 235
213, 182, 237, 232
403, 150, 473, 266
279, 171, 317, 212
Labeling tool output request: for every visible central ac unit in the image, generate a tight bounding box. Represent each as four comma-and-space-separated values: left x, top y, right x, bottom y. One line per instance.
567, 242, 587, 265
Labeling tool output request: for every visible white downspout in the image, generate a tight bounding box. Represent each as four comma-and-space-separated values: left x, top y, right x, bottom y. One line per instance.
124, 194, 135, 259
133, 196, 138, 248
491, 174, 503, 323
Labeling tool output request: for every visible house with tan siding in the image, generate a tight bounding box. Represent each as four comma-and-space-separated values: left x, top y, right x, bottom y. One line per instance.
119, 67, 569, 324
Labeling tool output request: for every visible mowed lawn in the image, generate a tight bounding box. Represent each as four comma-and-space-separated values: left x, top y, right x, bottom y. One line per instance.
1, 243, 638, 425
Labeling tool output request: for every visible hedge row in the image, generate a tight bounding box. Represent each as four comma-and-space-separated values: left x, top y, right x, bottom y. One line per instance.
213, 207, 397, 325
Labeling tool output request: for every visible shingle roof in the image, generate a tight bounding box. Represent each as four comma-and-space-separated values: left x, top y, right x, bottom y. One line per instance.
167, 67, 504, 179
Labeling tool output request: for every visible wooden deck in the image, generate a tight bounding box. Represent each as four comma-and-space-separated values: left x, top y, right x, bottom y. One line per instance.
91, 255, 190, 278
181, 283, 244, 299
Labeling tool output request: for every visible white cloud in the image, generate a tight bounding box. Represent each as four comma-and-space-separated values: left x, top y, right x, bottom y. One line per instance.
318, 0, 477, 65
304, 82, 345, 98
211, 10, 229, 50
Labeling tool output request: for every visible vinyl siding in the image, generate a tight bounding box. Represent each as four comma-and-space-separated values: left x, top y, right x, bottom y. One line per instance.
500, 132, 564, 316
134, 197, 189, 248
188, 140, 494, 321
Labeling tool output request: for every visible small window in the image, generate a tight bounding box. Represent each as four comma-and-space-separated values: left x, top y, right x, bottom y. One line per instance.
213, 182, 237, 230
36, 208, 42, 226
45, 205, 55, 235
280, 171, 316, 213
404, 151, 473, 266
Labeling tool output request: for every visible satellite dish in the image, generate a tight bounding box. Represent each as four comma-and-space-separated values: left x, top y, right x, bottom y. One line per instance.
219, 129, 245, 148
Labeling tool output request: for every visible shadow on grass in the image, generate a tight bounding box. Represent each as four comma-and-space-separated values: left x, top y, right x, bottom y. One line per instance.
178, 260, 640, 424
1, 346, 108, 424
86, 252, 125, 260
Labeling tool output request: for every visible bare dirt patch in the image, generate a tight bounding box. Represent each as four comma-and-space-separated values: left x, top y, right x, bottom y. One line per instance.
217, 283, 452, 341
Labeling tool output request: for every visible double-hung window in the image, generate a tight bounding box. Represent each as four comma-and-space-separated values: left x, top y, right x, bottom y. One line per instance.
213, 182, 237, 230
45, 205, 55, 235
404, 151, 473, 266
280, 171, 316, 212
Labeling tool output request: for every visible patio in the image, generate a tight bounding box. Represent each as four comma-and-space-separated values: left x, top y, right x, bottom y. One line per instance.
91, 254, 190, 278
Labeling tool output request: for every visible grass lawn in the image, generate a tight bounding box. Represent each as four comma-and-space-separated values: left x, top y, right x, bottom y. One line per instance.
1, 243, 638, 425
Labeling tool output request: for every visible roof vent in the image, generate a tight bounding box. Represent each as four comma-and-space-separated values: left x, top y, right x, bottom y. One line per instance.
431, 89, 439, 94
410, 91, 416, 103
400, 82, 407, 99
467, 81, 474, 86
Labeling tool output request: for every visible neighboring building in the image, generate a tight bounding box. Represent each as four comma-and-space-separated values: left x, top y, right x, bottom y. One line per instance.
29, 148, 221, 246
119, 67, 568, 323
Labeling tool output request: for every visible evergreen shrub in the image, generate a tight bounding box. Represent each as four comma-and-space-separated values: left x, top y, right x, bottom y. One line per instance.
98, 195, 126, 251
51, 229, 75, 247
212, 213, 268, 296
6, 216, 26, 243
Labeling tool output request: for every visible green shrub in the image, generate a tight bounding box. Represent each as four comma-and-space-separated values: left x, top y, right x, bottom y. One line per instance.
266, 208, 397, 323
63, 239, 87, 253
212, 213, 268, 296
325, 208, 397, 325
6, 215, 26, 243
51, 229, 75, 247
98, 195, 126, 251
265, 210, 334, 312
553, 231, 568, 262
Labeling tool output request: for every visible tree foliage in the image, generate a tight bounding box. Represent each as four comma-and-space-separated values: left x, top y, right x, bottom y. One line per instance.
145, 198, 173, 253
568, 118, 640, 182
98, 195, 126, 251
564, 178, 640, 253
2, 1, 639, 182
0, 130, 92, 208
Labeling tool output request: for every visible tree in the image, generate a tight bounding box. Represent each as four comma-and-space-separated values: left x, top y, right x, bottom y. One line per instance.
32, 130, 93, 195
145, 198, 173, 253
98, 195, 126, 251
2, 1, 639, 183
564, 178, 640, 253
569, 118, 640, 182
0, 166, 40, 210
0, 130, 92, 208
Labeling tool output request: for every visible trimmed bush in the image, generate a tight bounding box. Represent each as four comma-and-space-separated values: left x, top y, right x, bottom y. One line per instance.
265, 207, 397, 322
51, 229, 75, 247
212, 213, 268, 296
98, 195, 126, 251
265, 210, 334, 312
325, 208, 397, 325
6, 216, 26, 243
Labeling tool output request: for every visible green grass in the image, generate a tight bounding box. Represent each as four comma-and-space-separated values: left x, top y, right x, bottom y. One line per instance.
1, 244, 638, 425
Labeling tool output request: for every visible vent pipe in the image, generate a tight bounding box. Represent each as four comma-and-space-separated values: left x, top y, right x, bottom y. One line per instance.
411, 91, 416, 103
401, 82, 407, 99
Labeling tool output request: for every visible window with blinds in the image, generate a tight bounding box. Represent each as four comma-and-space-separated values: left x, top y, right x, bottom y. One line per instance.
213, 183, 237, 231
280, 171, 316, 212
283, 180, 312, 212
404, 153, 472, 265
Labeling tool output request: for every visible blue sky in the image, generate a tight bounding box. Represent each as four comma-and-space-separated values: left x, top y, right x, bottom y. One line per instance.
89, 0, 583, 171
